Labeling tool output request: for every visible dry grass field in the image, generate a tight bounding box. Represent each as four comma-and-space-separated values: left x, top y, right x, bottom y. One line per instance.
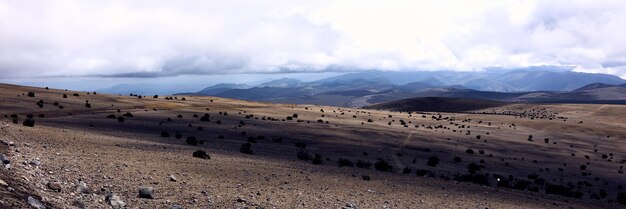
1, 83, 625, 208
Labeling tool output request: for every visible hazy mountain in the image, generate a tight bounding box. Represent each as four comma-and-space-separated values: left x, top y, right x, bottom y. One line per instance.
258, 78, 303, 88
489, 70, 625, 91
187, 68, 626, 107
195, 83, 250, 95
98, 83, 199, 96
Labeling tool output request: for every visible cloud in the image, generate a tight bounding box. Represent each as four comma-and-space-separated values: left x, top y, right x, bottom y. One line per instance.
1, 0, 626, 78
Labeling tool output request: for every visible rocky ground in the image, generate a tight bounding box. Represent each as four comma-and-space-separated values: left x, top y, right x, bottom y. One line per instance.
0, 84, 625, 208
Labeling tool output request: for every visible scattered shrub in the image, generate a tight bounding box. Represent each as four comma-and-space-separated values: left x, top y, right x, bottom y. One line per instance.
618, 192, 626, 205
402, 167, 412, 174
337, 158, 354, 167
186, 136, 198, 146
106, 114, 116, 119
427, 156, 440, 167
27, 92, 35, 97
374, 158, 393, 172
296, 149, 311, 161
312, 153, 322, 165
416, 169, 429, 176
160, 131, 170, 138
294, 142, 306, 149
453, 156, 462, 163
356, 160, 371, 169
192, 150, 210, 159
22, 118, 35, 127
240, 143, 253, 154
362, 175, 371, 181
117, 116, 125, 122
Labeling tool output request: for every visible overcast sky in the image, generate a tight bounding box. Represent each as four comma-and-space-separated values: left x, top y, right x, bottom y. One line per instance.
1, 0, 626, 80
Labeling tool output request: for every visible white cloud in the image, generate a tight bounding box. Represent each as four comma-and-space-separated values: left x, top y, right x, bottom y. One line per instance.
1, 0, 626, 78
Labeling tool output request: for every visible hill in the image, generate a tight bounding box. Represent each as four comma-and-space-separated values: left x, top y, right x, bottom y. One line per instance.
0, 83, 624, 208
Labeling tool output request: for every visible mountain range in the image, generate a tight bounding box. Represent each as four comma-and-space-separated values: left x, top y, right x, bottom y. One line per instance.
183, 68, 626, 107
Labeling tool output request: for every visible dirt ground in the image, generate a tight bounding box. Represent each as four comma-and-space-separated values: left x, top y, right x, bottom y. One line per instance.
0, 83, 624, 208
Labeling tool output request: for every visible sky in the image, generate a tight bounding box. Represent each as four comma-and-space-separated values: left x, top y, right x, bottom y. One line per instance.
1, 0, 626, 89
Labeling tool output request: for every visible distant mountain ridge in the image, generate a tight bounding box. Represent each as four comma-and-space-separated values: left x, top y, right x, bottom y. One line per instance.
185, 68, 626, 107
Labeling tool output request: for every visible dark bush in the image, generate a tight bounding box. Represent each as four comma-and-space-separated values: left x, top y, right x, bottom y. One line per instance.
272, 137, 283, 143
356, 160, 371, 169
455, 173, 490, 186
337, 158, 354, 167
402, 167, 412, 174
117, 116, 125, 122
73, 93, 79, 97
123, 112, 133, 117
186, 136, 198, 146
467, 162, 481, 174
175, 132, 182, 139
544, 183, 582, 198
312, 153, 322, 165
294, 142, 306, 149
240, 143, 253, 154
374, 158, 393, 172
465, 149, 474, 154
62, 94, 67, 98
27, 92, 35, 97
22, 118, 35, 127
427, 156, 440, 167
153, 95, 158, 98
453, 156, 462, 163
192, 150, 210, 159
296, 149, 311, 161
416, 169, 429, 176
160, 131, 170, 138
362, 175, 371, 181
106, 114, 116, 119
200, 113, 210, 121
618, 192, 626, 205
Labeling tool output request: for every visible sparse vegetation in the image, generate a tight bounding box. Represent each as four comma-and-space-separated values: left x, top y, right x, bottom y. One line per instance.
240, 143, 253, 154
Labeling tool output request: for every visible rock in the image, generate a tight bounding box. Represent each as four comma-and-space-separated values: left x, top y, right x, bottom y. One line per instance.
105, 194, 126, 209
72, 200, 86, 209
170, 205, 185, 209
169, 175, 177, 182
0, 179, 7, 187
138, 187, 154, 199
0, 140, 14, 146
236, 197, 247, 203
47, 181, 62, 192
0, 154, 9, 164
30, 159, 41, 167
27, 196, 46, 209
75, 181, 90, 194
342, 203, 356, 209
